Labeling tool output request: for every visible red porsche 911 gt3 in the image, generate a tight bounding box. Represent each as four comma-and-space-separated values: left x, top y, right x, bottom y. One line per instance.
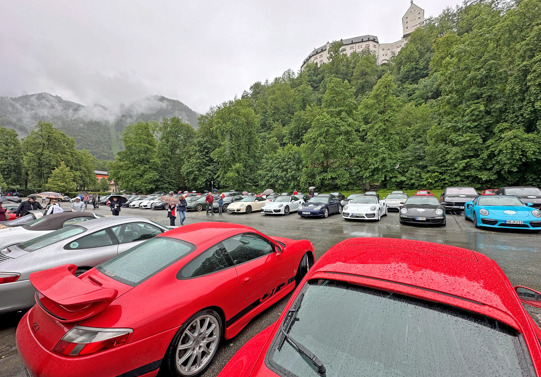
218, 238, 541, 377
16, 222, 315, 377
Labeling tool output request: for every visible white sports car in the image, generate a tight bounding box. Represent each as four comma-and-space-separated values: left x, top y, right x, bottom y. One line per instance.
140, 197, 160, 209
227, 196, 269, 214
261, 195, 304, 215
342, 195, 387, 221
130, 197, 153, 208
385, 193, 408, 211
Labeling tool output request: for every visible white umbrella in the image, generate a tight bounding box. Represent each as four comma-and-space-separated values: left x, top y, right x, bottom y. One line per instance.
262, 189, 274, 196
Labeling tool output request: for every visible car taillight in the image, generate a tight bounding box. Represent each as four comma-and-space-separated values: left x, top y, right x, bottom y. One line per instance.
0, 272, 20, 284
53, 326, 133, 356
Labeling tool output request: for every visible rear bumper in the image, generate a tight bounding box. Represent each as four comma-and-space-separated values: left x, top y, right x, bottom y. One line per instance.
16, 310, 175, 377
0, 279, 36, 315
478, 217, 541, 230
400, 216, 445, 225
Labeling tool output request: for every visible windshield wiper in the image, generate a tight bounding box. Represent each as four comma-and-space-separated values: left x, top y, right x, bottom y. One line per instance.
277, 293, 327, 376
281, 329, 326, 376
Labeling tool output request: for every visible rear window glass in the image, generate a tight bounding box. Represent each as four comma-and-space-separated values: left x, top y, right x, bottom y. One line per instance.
97, 237, 194, 285
267, 280, 534, 377
446, 187, 478, 195
505, 188, 541, 196
19, 226, 85, 252
387, 194, 408, 199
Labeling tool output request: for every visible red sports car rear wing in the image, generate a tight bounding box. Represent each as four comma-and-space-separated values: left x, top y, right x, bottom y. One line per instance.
30, 264, 118, 323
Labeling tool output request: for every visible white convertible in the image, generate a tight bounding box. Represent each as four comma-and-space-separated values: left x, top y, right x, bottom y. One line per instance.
342, 195, 387, 221
261, 195, 304, 215
227, 196, 269, 214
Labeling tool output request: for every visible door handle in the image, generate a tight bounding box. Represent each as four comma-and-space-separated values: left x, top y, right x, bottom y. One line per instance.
243, 277, 251, 283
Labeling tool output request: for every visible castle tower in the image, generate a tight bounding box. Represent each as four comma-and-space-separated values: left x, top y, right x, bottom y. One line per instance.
402, 1, 425, 37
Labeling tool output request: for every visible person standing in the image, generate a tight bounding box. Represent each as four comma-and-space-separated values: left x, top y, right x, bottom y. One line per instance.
46, 199, 64, 215
71, 197, 85, 212
16, 195, 43, 217
218, 196, 224, 215
205, 193, 214, 216
83, 193, 89, 209
293, 189, 298, 195
0, 202, 6, 222
109, 196, 121, 216
178, 195, 187, 226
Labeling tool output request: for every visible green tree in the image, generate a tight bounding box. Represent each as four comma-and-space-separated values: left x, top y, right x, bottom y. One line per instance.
0, 127, 24, 187
46, 162, 77, 193
259, 145, 303, 192
108, 121, 159, 193
98, 177, 110, 192
0, 172, 7, 192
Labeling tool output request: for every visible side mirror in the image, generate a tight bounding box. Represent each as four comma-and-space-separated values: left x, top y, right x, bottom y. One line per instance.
527, 203, 533, 207
515, 286, 541, 309
467, 204, 472, 209
275, 244, 283, 255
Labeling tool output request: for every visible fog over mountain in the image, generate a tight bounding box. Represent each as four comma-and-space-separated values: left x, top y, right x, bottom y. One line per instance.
0, 93, 199, 160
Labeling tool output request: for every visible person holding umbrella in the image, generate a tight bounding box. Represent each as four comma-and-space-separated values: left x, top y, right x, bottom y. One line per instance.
109, 196, 122, 216
166, 192, 177, 226
16, 195, 43, 217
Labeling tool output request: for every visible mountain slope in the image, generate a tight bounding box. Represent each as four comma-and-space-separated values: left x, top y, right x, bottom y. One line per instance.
0, 93, 200, 159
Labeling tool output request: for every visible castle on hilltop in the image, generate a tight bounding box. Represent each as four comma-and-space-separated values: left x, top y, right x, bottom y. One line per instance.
301, 1, 425, 68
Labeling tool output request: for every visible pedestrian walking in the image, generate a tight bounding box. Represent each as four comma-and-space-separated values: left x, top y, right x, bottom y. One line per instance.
16, 195, 43, 217
83, 194, 89, 209
109, 196, 121, 216
0, 202, 6, 222
205, 193, 214, 216
71, 197, 85, 212
218, 196, 224, 215
167, 201, 177, 226
46, 199, 64, 215
178, 195, 187, 225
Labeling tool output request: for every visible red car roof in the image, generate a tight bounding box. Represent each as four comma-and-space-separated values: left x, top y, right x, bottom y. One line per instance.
158, 222, 257, 246
310, 238, 522, 326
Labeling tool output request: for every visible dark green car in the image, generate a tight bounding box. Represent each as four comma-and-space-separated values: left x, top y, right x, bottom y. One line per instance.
185, 195, 221, 211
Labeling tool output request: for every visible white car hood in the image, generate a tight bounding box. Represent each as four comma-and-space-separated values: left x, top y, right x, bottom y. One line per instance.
387, 199, 405, 204
228, 202, 250, 209
263, 202, 290, 209
347, 203, 379, 211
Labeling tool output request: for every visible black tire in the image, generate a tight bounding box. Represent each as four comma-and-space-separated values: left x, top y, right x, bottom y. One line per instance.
441, 217, 446, 226
161, 309, 222, 377
464, 210, 470, 221
323, 208, 329, 218
195, 204, 203, 212
246, 206, 252, 214
223, 204, 228, 211
75, 268, 89, 277
338, 205, 342, 214
473, 212, 479, 228
296, 253, 312, 285
284, 206, 290, 215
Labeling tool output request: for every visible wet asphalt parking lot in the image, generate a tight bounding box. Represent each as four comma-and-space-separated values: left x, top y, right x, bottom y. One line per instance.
1, 203, 540, 377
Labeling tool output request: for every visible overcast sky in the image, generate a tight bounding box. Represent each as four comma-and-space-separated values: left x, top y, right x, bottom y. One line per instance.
1, 0, 461, 114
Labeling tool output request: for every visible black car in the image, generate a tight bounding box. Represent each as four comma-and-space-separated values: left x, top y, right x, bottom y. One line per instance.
440, 187, 479, 212
298, 194, 342, 218
399, 196, 446, 226
330, 192, 346, 201
497, 187, 541, 208
340, 193, 363, 207
221, 195, 244, 211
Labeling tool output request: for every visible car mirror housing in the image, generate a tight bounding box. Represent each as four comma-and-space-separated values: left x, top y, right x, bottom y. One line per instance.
515, 286, 541, 309
526, 203, 534, 207
275, 244, 283, 255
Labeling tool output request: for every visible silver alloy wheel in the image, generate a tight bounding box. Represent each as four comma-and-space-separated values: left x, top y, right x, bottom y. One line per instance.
284, 206, 290, 215
176, 314, 220, 376
338, 205, 342, 214
324, 208, 329, 218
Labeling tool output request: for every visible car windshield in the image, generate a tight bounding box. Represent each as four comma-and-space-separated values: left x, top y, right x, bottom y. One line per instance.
97, 237, 194, 285
387, 194, 408, 199
18, 226, 85, 252
268, 280, 532, 377
241, 197, 256, 202
407, 196, 440, 205
307, 196, 330, 204
275, 196, 291, 203
479, 196, 525, 207
505, 188, 541, 196
351, 196, 378, 204
447, 188, 477, 195
346, 194, 362, 200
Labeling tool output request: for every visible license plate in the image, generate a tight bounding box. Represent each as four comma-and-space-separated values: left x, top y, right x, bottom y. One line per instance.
505, 220, 523, 224
302, 212, 310, 215
459, 206, 464, 209
415, 217, 426, 221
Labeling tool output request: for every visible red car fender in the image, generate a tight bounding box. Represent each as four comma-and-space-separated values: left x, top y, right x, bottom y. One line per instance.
218, 323, 277, 377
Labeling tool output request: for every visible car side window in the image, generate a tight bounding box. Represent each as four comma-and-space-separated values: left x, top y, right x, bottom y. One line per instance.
473, 197, 478, 205
62, 217, 92, 227
66, 230, 115, 250
179, 243, 231, 279
222, 233, 275, 265
111, 222, 162, 244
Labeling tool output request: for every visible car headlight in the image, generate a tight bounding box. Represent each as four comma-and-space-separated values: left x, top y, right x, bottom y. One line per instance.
435, 209, 443, 215
444, 197, 451, 202
400, 208, 407, 214
278, 204, 283, 208
370, 206, 376, 211
314, 205, 323, 210
344, 205, 349, 211
479, 209, 489, 216
532, 210, 541, 218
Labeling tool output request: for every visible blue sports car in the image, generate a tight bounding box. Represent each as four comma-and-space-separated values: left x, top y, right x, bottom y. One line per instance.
464, 195, 541, 230
298, 194, 342, 218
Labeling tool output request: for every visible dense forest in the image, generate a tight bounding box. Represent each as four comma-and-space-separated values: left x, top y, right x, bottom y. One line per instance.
2, 0, 540, 195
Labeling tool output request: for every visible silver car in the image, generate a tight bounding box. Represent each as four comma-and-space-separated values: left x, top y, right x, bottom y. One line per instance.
0, 216, 168, 314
